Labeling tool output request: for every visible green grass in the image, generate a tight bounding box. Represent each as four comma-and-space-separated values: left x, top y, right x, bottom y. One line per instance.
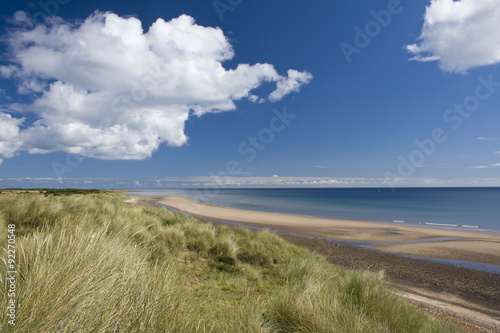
0, 188, 103, 196
0, 192, 465, 332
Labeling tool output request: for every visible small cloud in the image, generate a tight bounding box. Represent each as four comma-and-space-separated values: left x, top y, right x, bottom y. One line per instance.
247, 94, 259, 103
313, 165, 330, 169
478, 137, 492, 140
494, 151, 500, 155
8, 11, 34, 28
84, 180, 93, 184
272, 175, 279, 178
407, 52, 440, 63
415, 165, 428, 168
268, 69, 313, 102
491, 163, 500, 167
232, 171, 253, 176
471, 166, 489, 169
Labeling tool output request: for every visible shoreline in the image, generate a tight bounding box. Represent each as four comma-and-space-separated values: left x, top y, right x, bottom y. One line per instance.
126, 189, 500, 233
126, 194, 500, 331
153, 195, 500, 267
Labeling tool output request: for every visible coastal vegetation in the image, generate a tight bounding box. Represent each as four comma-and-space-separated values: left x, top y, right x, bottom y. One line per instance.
0, 191, 464, 332
0, 188, 103, 195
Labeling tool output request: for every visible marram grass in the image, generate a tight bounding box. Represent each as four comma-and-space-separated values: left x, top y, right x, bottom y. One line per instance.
0, 192, 464, 332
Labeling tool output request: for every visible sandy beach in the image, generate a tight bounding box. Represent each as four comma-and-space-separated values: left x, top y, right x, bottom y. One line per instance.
127, 194, 500, 331
158, 196, 500, 266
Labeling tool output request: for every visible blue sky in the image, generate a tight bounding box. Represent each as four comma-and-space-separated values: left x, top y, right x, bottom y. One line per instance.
0, 0, 499, 189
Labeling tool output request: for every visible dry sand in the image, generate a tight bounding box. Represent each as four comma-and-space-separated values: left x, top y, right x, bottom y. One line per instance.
373, 240, 500, 266
158, 196, 500, 265
129, 194, 500, 331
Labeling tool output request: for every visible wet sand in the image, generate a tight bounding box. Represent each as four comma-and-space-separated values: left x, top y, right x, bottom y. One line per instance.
158, 196, 500, 266
373, 240, 500, 266
128, 194, 500, 331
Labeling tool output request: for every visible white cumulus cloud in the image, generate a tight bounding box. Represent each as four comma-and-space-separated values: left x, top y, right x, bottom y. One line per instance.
0, 113, 24, 164
406, 0, 500, 73
0, 11, 311, 161
268, 69, 313, 102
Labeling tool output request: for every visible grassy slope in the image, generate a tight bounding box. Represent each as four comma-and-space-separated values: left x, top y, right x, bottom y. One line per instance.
0, 192, 464, 332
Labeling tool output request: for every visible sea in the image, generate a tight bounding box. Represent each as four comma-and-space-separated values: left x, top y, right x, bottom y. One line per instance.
128, 187, 500, 233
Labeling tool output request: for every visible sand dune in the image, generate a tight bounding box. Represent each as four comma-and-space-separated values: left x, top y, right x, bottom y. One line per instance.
157, 196, 500, 265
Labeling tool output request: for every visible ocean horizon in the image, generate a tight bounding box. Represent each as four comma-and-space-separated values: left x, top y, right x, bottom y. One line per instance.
129, 187, 500, 233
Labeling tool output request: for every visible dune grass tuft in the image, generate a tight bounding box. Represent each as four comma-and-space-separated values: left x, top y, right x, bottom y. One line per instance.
1, 192, 465, 332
